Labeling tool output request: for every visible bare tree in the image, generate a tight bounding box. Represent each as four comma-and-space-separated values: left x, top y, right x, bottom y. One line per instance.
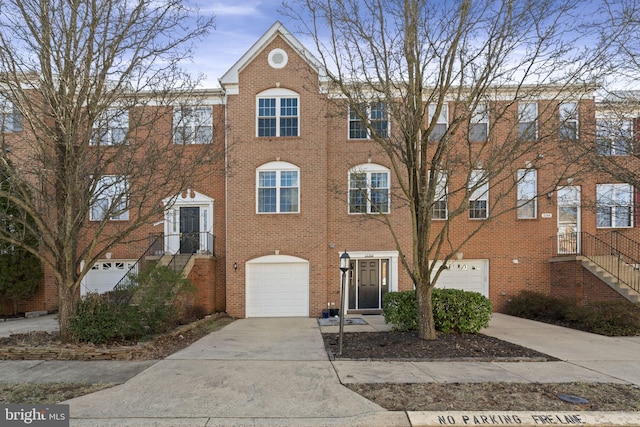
0, 0, 217, 340
570, 0, 640, 189
286, 0, 602, 339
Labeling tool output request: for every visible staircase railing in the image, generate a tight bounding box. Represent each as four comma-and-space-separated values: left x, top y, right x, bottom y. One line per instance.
166, 232, 215, 273
108, 233, 165, 303
560, 231, 640, 294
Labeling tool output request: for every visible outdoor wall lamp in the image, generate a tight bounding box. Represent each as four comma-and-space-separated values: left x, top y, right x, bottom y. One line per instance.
338, 249, 350, 356
233, 262, 237, 271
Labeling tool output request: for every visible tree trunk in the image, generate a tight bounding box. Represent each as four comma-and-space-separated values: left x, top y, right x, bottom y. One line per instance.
58, 280, 79, 342
416, 283, 436, 340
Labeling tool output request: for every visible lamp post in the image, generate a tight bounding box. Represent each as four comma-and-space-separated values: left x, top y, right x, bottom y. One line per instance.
338, 249, 350, 356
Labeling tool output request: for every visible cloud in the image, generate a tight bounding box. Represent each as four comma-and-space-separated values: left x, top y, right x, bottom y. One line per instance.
196, 2, 261, 16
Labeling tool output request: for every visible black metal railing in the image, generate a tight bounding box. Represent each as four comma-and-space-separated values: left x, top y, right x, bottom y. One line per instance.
556, 231, 640, 294
165, 232, 215, 273
108, 233, 165, 303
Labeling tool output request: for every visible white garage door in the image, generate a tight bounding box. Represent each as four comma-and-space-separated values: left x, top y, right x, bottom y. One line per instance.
82, 261, 136, 296
246, 255, 309, 317
432, 259, 488, 296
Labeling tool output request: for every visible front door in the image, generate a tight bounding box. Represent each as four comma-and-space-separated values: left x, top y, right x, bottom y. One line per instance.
179, 207, 200, 254
557, 186, 581, 254
358, 260, 379, 309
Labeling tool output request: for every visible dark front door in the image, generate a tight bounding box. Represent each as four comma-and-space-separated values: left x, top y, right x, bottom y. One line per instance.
358, 260, 379, 309
179, 207, 200, 254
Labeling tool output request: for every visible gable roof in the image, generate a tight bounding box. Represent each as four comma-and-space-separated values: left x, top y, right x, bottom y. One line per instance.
218, 21, 326, 89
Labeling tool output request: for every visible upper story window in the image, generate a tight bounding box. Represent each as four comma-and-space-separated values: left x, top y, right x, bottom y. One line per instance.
428, 104, 448, 141
518, 102, 538, 140
468, 169, 489, 219
257, 88, 299, 137
349, 102, 389, 139
90, 175, 129, 221
257, 161, 299, 213
597, 183, 633, 228
173, 106, 213, 144
431, 171, 448, 220
559, 102, 578, 140
348, 164, 390, 214
596, 119, 632, 156
470, 104, 489, 142
91, 109, 128, 145
0, 95, 22, 133
517, 169, 537, 219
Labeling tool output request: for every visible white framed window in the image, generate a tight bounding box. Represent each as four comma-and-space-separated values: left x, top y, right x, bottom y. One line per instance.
597, 183, 633, 228
257, 88, 299, 137
559, 102, 578, 140
517, 169, 537, 219
428, 104, 448, 141
91, 109, 129, 145
518, 102, 537, 140
348, 164, 390, 214
596, 119, 632, 156
173, 106, 213, 144
348, 102, 389, 139
0, 95, 22, 133
468, 170, 489, 219
470, 104, 489, 142
257, 162, 299, 213
431, 171, 448, 220
90, 175, 129, 221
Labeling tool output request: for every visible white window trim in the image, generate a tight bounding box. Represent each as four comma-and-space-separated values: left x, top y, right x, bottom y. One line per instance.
90, 175, 129, 221
518, 102, 538, 139
256, 161, 300, 214
470, 103, 489, 142
596, 183, 634, 228
431, 171, 448, 220
517, 169, 537, 219
256, 88, 300, 138
596, 119, 633, 156
0, 95, 22, 133
348, 102, 390, 140
173, 106, 213, 144
559, 102, 578, 140
469, 169, 489, 219
428, 104, 448, 141
91, 109, 129, 146
348, 163, 391, 214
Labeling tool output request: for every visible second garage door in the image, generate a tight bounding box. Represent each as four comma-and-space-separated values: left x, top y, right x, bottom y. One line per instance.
246, 255, 309, 317
432, 259, 488, 296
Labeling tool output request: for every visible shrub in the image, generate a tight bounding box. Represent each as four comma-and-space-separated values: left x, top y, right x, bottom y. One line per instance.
564, 300, 640, 336
432, 288, 493, 333
130, 265, 196, 334
69, 293, 144, 344
70, 265, 196, 344
504, 290, 640, 336
382, 291, 418, 332
382, 289, 493, 334
503, 290, 572, 322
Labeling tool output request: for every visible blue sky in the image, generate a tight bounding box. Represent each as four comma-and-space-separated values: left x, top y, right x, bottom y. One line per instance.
187, 0, 300, 87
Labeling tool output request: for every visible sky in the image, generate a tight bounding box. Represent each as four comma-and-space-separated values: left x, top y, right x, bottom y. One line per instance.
185, 0, 303, 88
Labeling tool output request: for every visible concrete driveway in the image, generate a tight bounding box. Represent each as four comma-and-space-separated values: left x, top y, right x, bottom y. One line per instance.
65, 318, 408, 427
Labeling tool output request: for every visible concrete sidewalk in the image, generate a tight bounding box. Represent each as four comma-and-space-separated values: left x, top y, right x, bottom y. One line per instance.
3, 313, 640, 426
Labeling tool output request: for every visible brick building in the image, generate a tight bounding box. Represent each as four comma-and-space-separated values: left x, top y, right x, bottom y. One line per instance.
5, 22, 640, 318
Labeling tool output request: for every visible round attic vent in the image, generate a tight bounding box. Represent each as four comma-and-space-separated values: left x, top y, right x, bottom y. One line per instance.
268, 48, 288, 69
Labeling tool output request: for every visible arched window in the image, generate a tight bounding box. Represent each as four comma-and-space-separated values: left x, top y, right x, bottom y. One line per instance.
256, 88, 299, 137
348, 164, 390, 214
257, 161, 300, 213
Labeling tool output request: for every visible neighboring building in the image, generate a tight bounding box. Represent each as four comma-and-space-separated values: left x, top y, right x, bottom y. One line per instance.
4, 22, 640, 318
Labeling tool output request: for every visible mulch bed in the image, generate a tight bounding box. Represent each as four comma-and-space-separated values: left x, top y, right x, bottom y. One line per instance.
322, 331, 558, 361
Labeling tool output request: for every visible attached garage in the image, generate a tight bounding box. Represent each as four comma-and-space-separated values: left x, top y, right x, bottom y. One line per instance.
431, 259, 488, 296
82, 260, 136, 296
245, 255, 310, 317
